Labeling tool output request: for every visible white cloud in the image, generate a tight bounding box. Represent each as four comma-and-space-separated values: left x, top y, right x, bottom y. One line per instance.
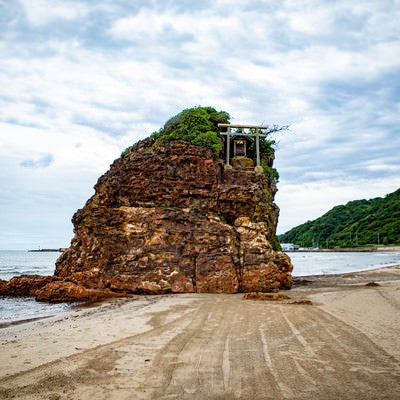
0, 122, 120, 173
0, 0, 399, 248
20, 153, 54, 169
282, 6, 336, 35
110, 9, 179, 41
19, 0, 88, 26
363, 161, 400, 173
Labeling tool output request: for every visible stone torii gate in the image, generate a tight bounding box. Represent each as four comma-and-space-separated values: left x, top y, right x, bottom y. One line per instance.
218, 123, 269, 167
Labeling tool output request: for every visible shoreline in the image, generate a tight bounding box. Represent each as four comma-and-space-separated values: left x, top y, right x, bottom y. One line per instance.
0, 265, 399, 399
292, 263, 400, 285
287, 245, 400, 253
0, 315, 52, 329
1, 264, 399, 328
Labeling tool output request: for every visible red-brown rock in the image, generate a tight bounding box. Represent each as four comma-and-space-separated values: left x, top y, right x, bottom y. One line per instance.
243, 292, 290, 301
0, 279, 10, 295
3, 138, 293, 301
51, 139, 293, 300
0, 275, 59, 297
35, 281, 127, 303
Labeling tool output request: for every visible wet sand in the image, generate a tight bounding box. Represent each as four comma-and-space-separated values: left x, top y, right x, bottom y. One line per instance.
0, 265, 399, 399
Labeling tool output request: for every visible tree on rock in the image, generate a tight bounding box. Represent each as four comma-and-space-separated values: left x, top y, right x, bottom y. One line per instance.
151, 106, 230, 157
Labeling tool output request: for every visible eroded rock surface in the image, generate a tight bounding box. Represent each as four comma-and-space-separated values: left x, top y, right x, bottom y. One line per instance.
4, 139, 293, 301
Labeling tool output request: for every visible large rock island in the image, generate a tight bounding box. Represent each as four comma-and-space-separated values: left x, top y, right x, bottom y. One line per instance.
1, 107, 293, 301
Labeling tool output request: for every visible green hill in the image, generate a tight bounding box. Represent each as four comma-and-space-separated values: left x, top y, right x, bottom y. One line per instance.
279, 188, 400, 248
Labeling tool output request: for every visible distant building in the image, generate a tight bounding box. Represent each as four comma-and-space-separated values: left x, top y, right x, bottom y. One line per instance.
281, 243, 299, 252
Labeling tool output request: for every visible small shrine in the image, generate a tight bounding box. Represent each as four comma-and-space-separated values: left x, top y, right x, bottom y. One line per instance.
233, 137, 248, 156
218, 124, 269, 169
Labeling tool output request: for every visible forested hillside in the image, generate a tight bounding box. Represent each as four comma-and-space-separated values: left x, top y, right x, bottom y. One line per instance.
280, 188, 400, 248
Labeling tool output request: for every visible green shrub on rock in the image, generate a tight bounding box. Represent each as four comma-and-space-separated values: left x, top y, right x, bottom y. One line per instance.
261, 162, 280, 184
151, 106, 230, 157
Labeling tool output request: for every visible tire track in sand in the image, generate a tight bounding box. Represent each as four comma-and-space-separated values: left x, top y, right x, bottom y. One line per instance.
1, 294, 399, 400
144, 296, 400, 400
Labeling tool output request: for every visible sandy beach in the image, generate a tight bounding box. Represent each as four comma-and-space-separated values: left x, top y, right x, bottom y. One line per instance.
1, 266, 399, 399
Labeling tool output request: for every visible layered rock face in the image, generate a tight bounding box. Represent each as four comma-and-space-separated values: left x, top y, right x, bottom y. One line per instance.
52, 138, 291, 297
1, 138, 293, 301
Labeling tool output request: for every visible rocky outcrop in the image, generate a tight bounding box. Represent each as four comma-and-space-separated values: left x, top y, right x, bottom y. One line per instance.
35, 281, 127, 302
243, 292, 290, 301
0, 275, 59, 297
0, 275, 127, 302
3, 138, 293, 301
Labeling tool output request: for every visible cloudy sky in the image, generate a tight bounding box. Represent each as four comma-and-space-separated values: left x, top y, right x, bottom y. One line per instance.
1, 0, 399, 250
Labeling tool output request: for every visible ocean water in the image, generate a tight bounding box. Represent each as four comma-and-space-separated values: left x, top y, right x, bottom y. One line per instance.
0, 250, 59, 281
0, 251, 70, 324
289, 251, 400, 276
1, 250, 400, 325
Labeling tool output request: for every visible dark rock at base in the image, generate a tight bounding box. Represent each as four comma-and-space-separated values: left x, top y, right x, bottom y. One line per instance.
0, 275, 60, 297
0, 279, 9, 295
35, 281, 128, 303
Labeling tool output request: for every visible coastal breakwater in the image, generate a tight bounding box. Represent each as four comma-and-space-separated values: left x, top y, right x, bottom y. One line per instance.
28, 248, 66, 253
